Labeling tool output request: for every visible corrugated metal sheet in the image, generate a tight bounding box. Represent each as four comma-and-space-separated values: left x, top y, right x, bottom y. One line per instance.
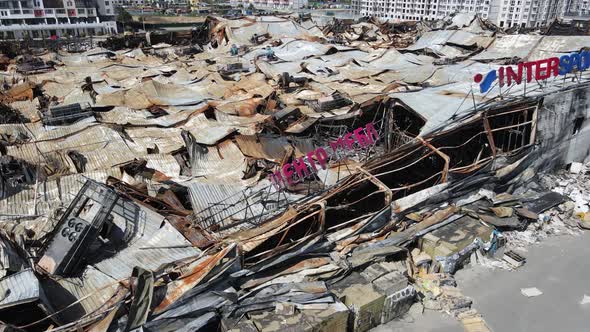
448, 13, 476, 29
51, 266, 119, 320
34, 117, 98, 142
389, 82, 491, 135
0, 169, 120, 220
213, 110, 268, 135
188, 178, 302, 234
0, 179, 60, 219
404, 30, 456, 51
235, 135, 290, 162
97, 105, 205, 127
181, 113, 236, 145
126, 127, 185, 154
188, 182, 250, 227
472, 34, 543, 60
528, 35, 590, 61
97, 80, 212, 109
228, 17, 323, 45
93, 215, 200, 280
9, 99, 41, 122
191, 140, 248, 183
447, 30, 494, 49
274, 40, 335, 62
144, 154, 182, 178
0, 269, 39, 310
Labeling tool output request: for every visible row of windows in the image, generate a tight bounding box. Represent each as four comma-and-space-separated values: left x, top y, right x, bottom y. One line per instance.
360, 9, 489, 18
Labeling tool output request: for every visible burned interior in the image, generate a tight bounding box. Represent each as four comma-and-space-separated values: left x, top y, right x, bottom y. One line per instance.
0, 12, 589, 332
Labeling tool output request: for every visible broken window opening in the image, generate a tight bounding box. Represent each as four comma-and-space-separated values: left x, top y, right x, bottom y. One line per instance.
366, 145, 446, 200
573, 116, 585, 135
385, 103, 426, 150
430, 120, 493, 174
486, 105, 536, 155
243, 205, 323, 266
324, 177, 387, 231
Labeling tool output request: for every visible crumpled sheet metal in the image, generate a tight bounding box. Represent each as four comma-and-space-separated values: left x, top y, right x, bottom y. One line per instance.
471, 34, 543, 61
234, 135, 291, 162
224, 16, 324, 46
98, 104, 208, 127
126, 127, 185, 154
188, 139, 248, 184
212, 97, 266, 116
181, 113, 236, 146
274, 40, 336, 62
153, 243, 237, 315
96, 80, 212, 109
527, 35, 590, 61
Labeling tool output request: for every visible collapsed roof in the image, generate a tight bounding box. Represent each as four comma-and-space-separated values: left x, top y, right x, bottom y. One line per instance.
0, 12, 589, 332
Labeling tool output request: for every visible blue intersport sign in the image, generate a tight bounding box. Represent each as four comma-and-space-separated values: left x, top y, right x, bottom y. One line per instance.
474, 51, 590, 93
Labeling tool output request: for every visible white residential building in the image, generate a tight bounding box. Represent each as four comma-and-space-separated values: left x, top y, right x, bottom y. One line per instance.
561, 0, 590, 16
230, 0, 309, 10
111, 0, 148, 7
355, 0, 491, 21
353, 0, 566, 27
0, 0, 117, 40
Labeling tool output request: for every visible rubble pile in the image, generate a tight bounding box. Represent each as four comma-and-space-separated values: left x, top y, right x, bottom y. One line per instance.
0, 12, 589, 332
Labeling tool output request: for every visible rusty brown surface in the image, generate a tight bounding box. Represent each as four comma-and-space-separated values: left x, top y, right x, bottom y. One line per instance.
167, 215, 216, 249
153, 243, 235, 315
0, 81, 35, 103
241, 257, 330, 289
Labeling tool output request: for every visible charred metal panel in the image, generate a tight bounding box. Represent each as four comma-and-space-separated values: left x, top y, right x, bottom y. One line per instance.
37, 180, 119, 276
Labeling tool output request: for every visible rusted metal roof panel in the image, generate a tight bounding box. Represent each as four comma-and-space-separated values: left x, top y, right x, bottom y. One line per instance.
235, 135, 290, 162
472, 34, 543, 61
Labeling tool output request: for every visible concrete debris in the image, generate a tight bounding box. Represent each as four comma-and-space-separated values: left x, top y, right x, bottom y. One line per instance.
520, 287, 543, 297
502, 250, 526, 268
0, 11, 589, 332
569, 162, 584, 174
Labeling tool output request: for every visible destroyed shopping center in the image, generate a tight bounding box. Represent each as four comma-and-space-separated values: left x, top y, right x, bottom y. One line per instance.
0, 13, 589, 332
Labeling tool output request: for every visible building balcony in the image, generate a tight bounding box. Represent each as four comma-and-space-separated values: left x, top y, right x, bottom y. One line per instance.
4, 7, 98, 18
0, 21, 114, 32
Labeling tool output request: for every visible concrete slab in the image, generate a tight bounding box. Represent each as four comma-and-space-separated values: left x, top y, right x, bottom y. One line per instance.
456, 231, 590, 332
371, 308, 462, 332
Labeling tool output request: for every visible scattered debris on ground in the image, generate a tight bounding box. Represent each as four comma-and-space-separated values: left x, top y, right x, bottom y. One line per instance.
0, 11, 589, 332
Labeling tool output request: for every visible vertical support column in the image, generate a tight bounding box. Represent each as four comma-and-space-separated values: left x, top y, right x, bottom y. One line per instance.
418, 137, 450, 183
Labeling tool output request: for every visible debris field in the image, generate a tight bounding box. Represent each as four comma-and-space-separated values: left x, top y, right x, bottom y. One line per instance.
0, 12, 589, 332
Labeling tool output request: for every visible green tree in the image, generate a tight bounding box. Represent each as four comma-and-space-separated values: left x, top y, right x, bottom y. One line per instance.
117, 7, 133, 24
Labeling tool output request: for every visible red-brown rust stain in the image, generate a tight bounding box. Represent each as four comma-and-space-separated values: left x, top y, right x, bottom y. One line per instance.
242, 257, 330, 289
153, 244, 234, 314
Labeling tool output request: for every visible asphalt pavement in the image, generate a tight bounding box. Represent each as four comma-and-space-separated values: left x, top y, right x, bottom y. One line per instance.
375, 230, 590, 332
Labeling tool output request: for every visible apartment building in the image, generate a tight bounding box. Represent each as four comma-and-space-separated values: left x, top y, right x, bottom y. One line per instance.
355, 0, 489, 20
0, 0, 117, 40
354, 0, 566, 27
111, 0, 148, 7
561, 0, 590, 16
230, 0, 309, 10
